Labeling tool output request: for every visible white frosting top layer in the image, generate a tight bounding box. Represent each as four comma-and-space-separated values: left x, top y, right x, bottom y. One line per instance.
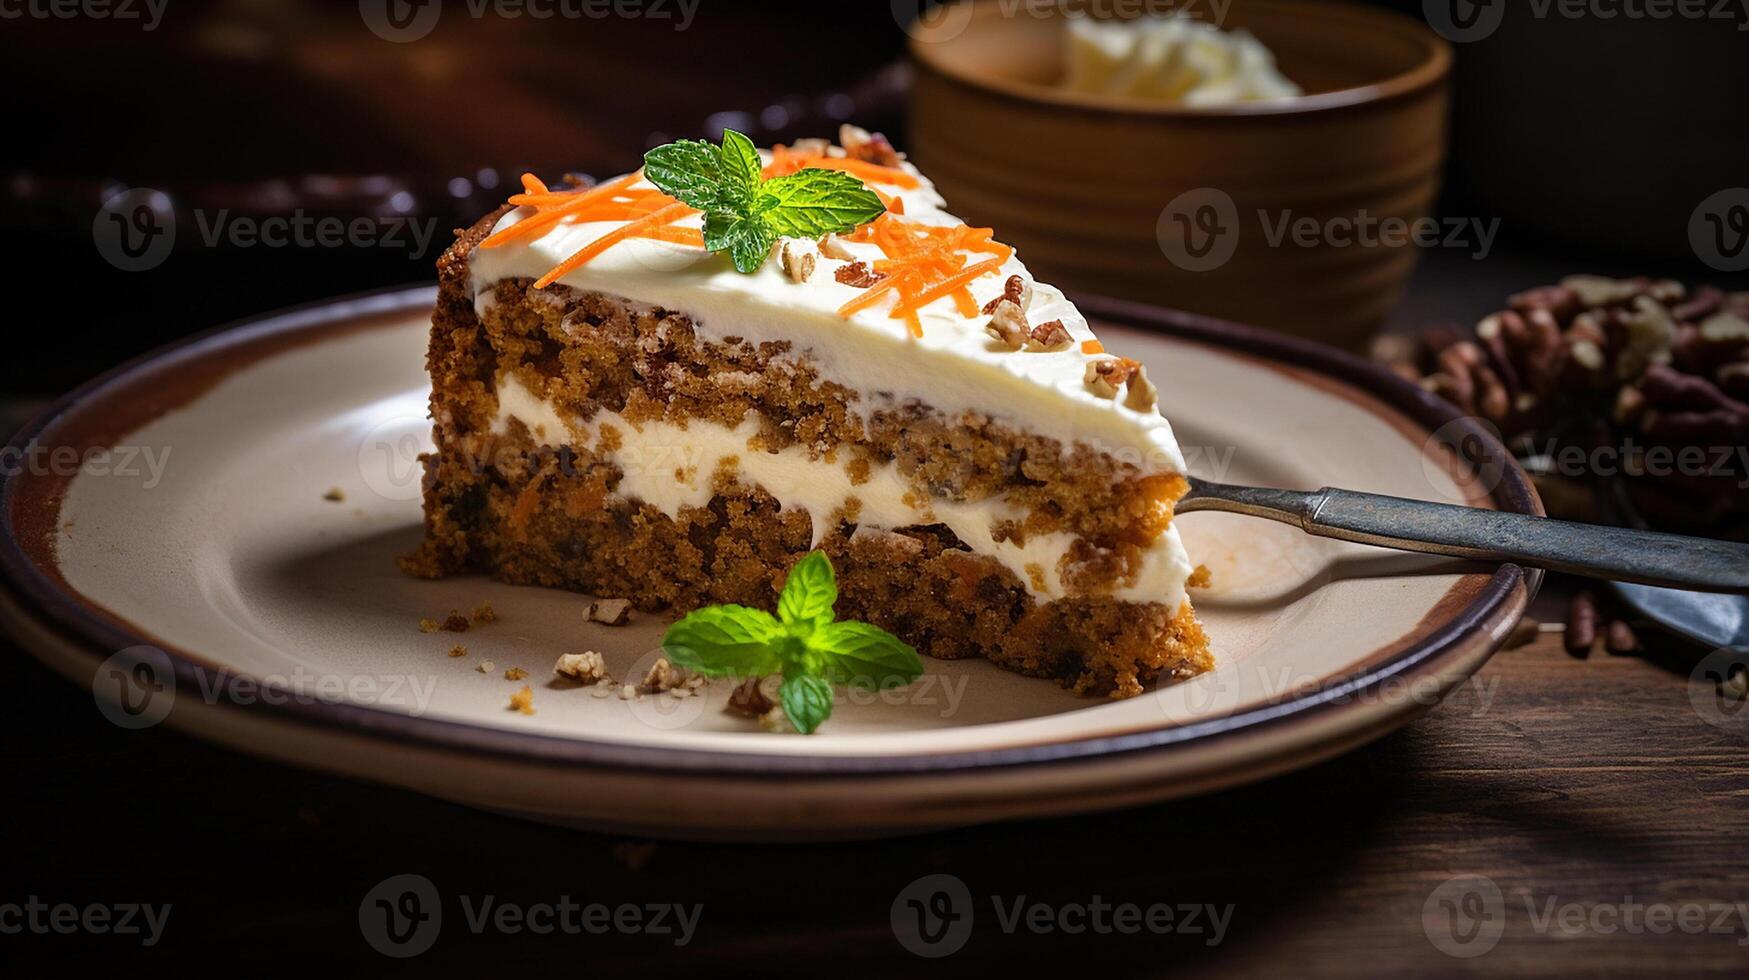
467, 154, 1185, 478
1061, 13, 1302, 106
492, 373, 1191, 608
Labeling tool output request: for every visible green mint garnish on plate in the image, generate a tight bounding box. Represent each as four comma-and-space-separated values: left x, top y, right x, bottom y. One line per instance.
660, 551, 923, 734
642, 129, 886, 274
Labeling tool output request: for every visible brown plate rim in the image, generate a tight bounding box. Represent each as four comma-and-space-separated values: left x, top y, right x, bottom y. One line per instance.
0, 285, 1535, 778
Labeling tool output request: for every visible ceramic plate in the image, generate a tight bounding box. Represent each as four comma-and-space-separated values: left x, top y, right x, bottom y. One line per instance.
0, 287, 1535, 839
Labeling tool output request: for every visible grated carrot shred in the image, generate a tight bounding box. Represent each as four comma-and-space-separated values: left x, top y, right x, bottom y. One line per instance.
833, 214, 1014, 337
481, 172, 703, 284
534, 202, 694, 288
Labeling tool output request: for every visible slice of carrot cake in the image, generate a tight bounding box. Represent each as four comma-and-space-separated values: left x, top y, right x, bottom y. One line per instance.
402, 126, 1211, 697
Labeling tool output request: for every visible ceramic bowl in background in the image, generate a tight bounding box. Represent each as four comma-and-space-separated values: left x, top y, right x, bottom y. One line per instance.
907, 0, 1451, 349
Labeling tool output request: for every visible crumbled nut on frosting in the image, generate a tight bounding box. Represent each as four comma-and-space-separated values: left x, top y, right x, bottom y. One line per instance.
1028, 319, 1072, 351
838, 124, 903, 167
982, 274, 1032, 315
985, 299, 1029, 349
555, 650, 608, 683
1124, 364, 1160, 412
641, 657, 686, 693
817, 233, 855, 261
1084, 357, 1142, 398
786, 137, 831, 156
835, 260, 886, 288
584, 597, 632, 626
777, 240, 816, 283
509, 686, 535, 715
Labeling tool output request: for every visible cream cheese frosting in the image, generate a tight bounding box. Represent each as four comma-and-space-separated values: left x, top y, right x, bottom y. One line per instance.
491, 373, 1191, 608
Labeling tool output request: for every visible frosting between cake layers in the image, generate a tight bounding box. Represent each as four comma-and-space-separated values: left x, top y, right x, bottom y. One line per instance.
491, 373, 1191, 609
466, 155, 1187, 480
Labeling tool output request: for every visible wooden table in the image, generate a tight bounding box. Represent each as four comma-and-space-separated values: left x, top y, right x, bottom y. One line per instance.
5, 577, 1745, 977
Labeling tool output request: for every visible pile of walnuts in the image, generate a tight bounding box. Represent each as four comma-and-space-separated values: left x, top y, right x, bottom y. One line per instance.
1376, 275, 1749, 538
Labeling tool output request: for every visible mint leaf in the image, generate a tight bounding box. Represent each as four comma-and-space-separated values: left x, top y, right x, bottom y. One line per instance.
718, 129, 764, 199
779, 673, 834, 735
758, 169, 888, 239
702, 212, 775, 274
642, 139, 743, 213
662, 605, 784, 677
814, 621, 922, 690
777, 550, 837, 628
641, 130, 886, 275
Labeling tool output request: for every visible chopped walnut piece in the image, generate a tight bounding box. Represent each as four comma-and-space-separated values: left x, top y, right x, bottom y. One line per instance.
447, 644, 467, 658
785, 137, 831, 156
776, 240, 817, 283
508, 686, 535, 715
641, 657, 686, 693
985, 299, 1029, 349
1084, 357, 1140, 398
418, 618, 441, 634
476, 660, 496, 674
469, 601, 497, 625
817, 233, 855, 261
981, 274, 1032, 315
838, 123, 903, 167
441, 611, 470, 633
584, 598, 632, 626
504, 666, 529, 681
835, 260, 885, 288
1027, 319, 1072, 351
1124, 364, 1160, 412
726, 677, 777, 718
555, 650, 608, 683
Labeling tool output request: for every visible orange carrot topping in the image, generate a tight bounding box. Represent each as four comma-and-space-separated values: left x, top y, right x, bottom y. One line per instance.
764, 148, 919, 189
520, 173, 549, 194
1081, 340, 1104, 355
534, 202, 693, 289
833, 214, 1014, 337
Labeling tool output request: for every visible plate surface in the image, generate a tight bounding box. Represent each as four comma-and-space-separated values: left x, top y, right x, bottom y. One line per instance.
0, 287, 1535, 838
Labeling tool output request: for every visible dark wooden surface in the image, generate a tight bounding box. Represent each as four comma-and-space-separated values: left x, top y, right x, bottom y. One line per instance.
3, 574, 1745, 978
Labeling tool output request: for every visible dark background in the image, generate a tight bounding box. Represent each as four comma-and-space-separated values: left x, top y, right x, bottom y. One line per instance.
3, 2, 1748, 976
4, 0, 1748, 397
